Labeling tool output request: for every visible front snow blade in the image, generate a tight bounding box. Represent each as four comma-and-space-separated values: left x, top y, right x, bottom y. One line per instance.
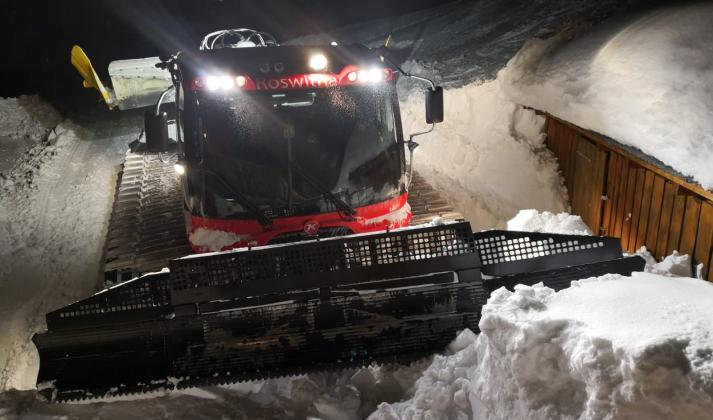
33, 222, 643, 401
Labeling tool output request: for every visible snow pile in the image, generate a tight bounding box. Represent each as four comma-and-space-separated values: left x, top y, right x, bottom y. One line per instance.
636, 247, 693, 279
507, 209, 591, 236
0, 95, 61, 141
499, 2, 713, 189
400, 78, 568, 230
371, 273, 713, 420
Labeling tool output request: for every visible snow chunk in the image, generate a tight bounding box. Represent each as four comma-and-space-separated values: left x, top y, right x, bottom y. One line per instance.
500, 3, 713, 190
507, 209, 592, 236
637, 247, 693, 278
363, 203, 411, 227
189, 228, 253, 252
372, 273, 713, 420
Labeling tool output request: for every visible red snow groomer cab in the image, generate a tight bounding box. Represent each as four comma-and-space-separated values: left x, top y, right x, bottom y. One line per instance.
154, 31, 442, 252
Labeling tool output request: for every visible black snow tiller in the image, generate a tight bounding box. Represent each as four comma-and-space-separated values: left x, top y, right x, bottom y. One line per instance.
33, 221, 644, 401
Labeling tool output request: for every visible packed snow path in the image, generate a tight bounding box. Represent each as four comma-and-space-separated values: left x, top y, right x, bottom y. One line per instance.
0, 112, 136, 391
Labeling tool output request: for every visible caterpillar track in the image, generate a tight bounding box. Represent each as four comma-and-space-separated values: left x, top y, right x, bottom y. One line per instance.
102, 147, 462, 283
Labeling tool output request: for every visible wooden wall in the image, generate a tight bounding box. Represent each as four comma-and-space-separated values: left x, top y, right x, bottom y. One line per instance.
545, 116, 713, 281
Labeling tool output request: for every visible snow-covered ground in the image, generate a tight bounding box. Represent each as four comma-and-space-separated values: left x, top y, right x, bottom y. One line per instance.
500, 2, 713, 190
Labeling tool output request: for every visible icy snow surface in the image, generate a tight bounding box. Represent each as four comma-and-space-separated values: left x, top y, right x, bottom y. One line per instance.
499, 2, 713, 190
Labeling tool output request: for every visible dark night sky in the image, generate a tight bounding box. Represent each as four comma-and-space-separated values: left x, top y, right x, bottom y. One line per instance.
1, 0, 456, 112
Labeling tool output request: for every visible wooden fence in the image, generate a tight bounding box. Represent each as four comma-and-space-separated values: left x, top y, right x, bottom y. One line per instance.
544, 116, 713, 281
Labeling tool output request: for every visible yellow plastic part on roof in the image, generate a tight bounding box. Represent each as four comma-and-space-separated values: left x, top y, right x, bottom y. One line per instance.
70, 45, 115, 108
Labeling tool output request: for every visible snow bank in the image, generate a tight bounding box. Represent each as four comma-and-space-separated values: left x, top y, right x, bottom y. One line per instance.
0, 114, 131, 391
0, 95, 61, 141
400, 77, 568, 230
507, 209, 591, 236
0, 95, 63, 176
499, 2, 713, 190
371, 273, 713, 420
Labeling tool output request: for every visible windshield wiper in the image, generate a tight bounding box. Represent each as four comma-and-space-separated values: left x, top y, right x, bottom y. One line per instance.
287, 160, 357, 218
197, 166, 273, 228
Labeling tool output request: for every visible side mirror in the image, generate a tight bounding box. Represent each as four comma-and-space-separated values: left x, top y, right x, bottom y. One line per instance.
144, 111, 170, 152
425, 87, 444, 124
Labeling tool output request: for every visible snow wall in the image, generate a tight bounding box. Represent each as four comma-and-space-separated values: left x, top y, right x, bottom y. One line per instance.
499, 2, 713, 190
398, 75, 568, 229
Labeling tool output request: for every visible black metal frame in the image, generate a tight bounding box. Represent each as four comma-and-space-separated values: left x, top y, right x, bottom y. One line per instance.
33, 222, 645, 401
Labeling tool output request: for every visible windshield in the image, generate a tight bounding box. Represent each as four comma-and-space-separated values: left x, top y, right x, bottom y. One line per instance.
193, 84, 404, 218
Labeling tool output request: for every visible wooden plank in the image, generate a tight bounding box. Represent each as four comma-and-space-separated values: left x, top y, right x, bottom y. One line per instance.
563, 128, 575, 194
680, 195, 702, 257
601, 153, 620, 236
694, 202, 713, 281
667, 192, 687, 254
570, 137, 607, 233
612, 156, 630, 238
620, 166, 639, 252
594, 146, 608, 233
627, 168, 646, 251
655, 182, 678, 258
635, 171, 655, 250
645, 175, 666, 252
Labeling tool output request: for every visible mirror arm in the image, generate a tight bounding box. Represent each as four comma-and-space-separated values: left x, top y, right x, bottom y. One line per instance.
155, 86, 175, 117
378, 52, 437, 89
408, 122, 435, 143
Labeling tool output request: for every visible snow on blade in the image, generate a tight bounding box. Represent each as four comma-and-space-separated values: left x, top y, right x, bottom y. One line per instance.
499, 2, 713, 190
507, 209, 591, 236
189, 227, 253, 252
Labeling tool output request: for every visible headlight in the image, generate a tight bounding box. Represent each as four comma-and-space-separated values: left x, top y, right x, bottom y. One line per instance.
309, 53, 328, 71
174, 163, 186, 175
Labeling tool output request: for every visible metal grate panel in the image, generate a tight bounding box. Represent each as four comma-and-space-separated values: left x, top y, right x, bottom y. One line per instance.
46, 273, 171, 330
169, 222, 479, 304
473, 230, 623, 277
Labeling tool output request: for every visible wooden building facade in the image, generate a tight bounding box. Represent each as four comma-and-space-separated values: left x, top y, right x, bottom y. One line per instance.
544, 116, 713, 282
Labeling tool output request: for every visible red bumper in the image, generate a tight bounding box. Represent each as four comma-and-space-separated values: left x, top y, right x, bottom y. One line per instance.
187, 193, 411, 253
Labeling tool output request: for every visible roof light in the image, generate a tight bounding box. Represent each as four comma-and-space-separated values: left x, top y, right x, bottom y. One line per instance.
219, 75, 234, 90
206, 76, 220, 91
368, 68, 384, 82
309, 53, 328, 71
